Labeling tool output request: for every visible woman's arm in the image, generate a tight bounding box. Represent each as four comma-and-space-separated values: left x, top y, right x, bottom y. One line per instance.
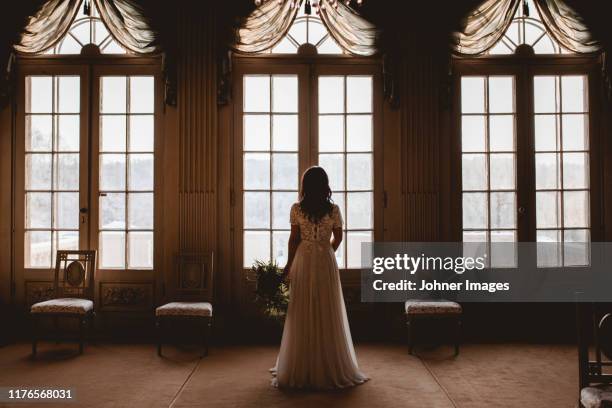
283, 224, 301, 279
331, 227, 343, 252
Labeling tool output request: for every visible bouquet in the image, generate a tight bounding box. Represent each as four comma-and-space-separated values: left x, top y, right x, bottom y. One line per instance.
251, 260, 289, 318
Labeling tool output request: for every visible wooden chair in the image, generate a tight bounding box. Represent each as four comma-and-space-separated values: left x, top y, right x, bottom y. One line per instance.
30, 250, 96, 356
577, 303, 612, 408
156, 252, 214, 357
405, 299, 462, 356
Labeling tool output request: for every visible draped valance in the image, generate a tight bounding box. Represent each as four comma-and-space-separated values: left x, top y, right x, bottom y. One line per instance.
453, 0, 601, 55
233, 0, 378, 56
14, 0, 159, 55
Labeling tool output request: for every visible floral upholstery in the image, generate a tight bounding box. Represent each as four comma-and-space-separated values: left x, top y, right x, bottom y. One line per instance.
581, 385, 612, 408
156, 302, 213, 317
405, 299, 462, 315
31, 298, 93, 315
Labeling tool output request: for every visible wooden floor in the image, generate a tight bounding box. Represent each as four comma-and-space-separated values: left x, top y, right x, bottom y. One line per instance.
0, 342, 578, 408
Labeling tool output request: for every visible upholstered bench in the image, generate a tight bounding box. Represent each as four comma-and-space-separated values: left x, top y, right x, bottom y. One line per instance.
581, 385, 612, 408
156, 302, 212, 318
405, 299, 462, 355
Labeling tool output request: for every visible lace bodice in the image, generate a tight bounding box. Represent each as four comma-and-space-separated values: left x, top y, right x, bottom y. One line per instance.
290, 203, 343, 243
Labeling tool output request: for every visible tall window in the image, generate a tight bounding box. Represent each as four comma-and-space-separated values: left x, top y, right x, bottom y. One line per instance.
457, 0, 594, 267
236, 2, 379, 270
19, 1, 158, 271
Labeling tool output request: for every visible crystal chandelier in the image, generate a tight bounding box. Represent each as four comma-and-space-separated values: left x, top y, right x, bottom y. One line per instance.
254, 0, 364, 13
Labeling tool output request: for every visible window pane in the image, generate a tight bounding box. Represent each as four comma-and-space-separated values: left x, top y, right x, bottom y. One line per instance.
100, 231, 126, 268
537, 230, 562, 267
562, 114, 587, 151
58, 76, 80, 113
56, 231, 79, 252
564, 229, 589, 266
272, 76, 298, 113
347, 231, 372, 268
244, 115, 270, 151
561, 76, 586, 113
272, 115, 297, 151
536, 191, 561, 228
129, 115, 154, 152
489, 115, 514, 151
319, 154, 344, 191
535, 153, 560, 190
273, 231, 290, 265
244, 231, 270, 267
346, 77, 372, 113
128, 231, 153, 268
462, 154, 487, 191
534, 76, 558, 113
489, 154, 515, 190
100, 154, 126, 191
244, 153, 270, 190
563, 191, 589, 228
462, 116, 486, 152
27, 77, 52, 113
488, 77, 513, 113
128, 193, 153, 229
130, 76, 154, 114
272, 153, 298, 190
244, 76, 270, 112
26, 115, 52, 151
54, 192, 79, 229
563, 152, 588, 189
346, 192, 372, 229
272, 192, 296, 230
318, 115, 344, 152
25, 231, 52, 268
535, 115, 558, 151
58, 115, 80, 151
347, 154, 372, 191
128, 154, 154, 191
101, 77, 127, 113
244, 192, 270, 229
490, 192, 516, 229
101, 115, 127, 152
100, 193, 126, 230
462, 193, 487, 229
56, 153, 79, 190
346, 115, 372, 152
26, 193, 52, 228
461, 77, 485, 113
319, 77, 344, 113
26, 154, 52, 190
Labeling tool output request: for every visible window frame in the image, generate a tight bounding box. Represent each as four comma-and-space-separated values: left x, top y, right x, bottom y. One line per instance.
451, 53, 604, 268
14, 53, 163, 285
232, 54, 384, 274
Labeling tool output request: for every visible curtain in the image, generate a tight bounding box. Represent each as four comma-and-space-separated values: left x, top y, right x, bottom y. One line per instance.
453, 0, 520, 55
318, 0, 377, 56
14, 0, 82, 54
533, 0, 600, 53
94, 0, 158, 54
233, 0, 299, 54
454, 0, 602, 55
233, 0, 377, 56
14, 0, 159, 54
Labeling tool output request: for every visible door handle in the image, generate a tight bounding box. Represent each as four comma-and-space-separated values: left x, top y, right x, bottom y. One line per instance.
80, 207, 88, 224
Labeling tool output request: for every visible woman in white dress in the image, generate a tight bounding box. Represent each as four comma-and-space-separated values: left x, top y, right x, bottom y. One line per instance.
271, 166, 369, 389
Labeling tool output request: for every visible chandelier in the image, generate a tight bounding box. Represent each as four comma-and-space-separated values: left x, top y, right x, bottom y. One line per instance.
254, 0, 364, 13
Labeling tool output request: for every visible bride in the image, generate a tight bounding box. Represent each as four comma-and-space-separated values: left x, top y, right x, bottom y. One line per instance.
271, 166, 369, 389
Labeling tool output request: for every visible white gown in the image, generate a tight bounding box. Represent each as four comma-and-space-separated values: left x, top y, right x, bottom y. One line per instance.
271, 203, 369, 389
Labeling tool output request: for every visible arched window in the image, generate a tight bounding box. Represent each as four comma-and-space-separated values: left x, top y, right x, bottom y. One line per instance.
270, 6, 343, 54
455, 0, 600, 268
17, 0, 160, 276
234, 1, 380, 271
488, 0, 568, 55
44, 2, 127, 55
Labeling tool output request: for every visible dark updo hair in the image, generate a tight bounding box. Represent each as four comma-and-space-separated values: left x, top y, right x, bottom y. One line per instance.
298, 166, 334, 224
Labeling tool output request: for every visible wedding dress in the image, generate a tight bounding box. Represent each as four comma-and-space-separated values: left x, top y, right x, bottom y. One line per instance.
271, 203, 369, 389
